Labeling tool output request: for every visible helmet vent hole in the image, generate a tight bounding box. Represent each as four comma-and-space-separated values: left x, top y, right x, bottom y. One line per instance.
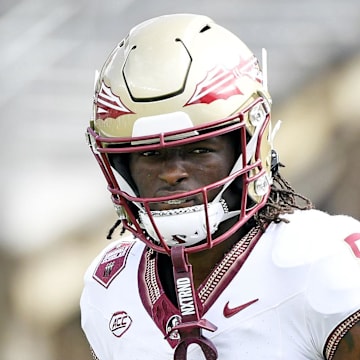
199, 24, 211, 33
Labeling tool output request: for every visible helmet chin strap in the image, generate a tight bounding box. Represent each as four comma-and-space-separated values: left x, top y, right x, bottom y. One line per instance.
169, 246, 218, 360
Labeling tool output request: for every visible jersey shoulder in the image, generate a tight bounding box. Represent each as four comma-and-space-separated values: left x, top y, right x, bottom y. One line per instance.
270, 209, 360, 265
269, 209, 360, 314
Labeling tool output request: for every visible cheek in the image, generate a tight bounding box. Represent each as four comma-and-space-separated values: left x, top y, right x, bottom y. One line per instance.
199, 166, 226, 182
196, 157, 234, 196
129, 159, 151, 195
132, 170, 148, 186
206, 155, 235, 181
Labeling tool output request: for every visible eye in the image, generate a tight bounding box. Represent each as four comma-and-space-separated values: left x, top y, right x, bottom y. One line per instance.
191, 147, 212, 154
140, 150, 160, 157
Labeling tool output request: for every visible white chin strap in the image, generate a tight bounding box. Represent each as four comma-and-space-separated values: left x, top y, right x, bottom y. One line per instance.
139, 200, 236, 247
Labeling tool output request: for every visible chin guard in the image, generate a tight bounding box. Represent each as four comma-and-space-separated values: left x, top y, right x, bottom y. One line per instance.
169, 246, 218, 360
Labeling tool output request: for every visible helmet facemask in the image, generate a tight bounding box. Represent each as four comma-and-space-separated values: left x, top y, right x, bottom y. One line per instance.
87, 95, 273, 254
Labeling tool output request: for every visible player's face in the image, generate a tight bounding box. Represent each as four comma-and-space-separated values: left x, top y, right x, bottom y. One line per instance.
128, 133, 239, 211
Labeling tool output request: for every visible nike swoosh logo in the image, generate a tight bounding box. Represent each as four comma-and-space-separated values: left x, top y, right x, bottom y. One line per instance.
223, 298, 259, 318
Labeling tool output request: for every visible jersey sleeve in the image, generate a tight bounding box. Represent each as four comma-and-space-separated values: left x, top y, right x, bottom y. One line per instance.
304, 214, 360, 358
80, 245, 111, 360
80, 236, 139, 360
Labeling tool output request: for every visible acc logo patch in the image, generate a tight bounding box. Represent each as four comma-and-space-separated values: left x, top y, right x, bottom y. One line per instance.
109, 311, 132, 338
93, 241, 135, 288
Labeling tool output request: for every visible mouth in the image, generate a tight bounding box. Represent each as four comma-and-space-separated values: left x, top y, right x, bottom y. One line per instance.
151, 196, 197, 211
162, 199, 188, 205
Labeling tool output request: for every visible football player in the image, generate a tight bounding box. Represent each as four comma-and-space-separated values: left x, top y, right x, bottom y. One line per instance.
81, 13, 360, 360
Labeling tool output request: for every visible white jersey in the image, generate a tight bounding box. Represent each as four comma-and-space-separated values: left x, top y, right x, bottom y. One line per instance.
80, 209, 360, 360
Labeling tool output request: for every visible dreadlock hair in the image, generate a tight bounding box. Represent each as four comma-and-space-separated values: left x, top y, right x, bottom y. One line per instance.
255, 167, 314, 230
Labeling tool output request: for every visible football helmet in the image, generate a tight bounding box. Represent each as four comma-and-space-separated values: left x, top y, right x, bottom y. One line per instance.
86, 13, 276, 254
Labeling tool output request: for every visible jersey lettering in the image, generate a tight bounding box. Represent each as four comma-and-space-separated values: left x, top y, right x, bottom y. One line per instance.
176, 277, 195, 316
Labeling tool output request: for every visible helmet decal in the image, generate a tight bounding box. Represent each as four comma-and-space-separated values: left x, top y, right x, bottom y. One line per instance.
185, 55, 262, 106
96, 82, 134, 119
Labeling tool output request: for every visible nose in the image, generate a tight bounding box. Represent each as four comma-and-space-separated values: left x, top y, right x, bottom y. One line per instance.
158, 158, 188, 186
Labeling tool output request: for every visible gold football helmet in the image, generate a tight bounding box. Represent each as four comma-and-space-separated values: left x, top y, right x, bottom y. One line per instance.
86, 13, 276, 254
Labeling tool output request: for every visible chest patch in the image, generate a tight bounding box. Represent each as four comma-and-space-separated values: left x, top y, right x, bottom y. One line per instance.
93, 241, 135, 288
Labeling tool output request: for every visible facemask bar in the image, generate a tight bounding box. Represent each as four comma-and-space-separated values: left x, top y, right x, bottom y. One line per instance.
212, 99, 269, 204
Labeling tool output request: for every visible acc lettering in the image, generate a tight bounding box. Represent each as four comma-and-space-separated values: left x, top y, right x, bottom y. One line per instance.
111, 315, 129, 330
109, 311, 132, 338
176, 277, 195, 316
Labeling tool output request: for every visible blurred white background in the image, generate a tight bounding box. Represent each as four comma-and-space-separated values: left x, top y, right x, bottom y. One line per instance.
1, 0, 360, 359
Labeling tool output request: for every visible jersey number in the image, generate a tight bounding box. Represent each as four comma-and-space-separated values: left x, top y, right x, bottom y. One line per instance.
344, 233, 360, 258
